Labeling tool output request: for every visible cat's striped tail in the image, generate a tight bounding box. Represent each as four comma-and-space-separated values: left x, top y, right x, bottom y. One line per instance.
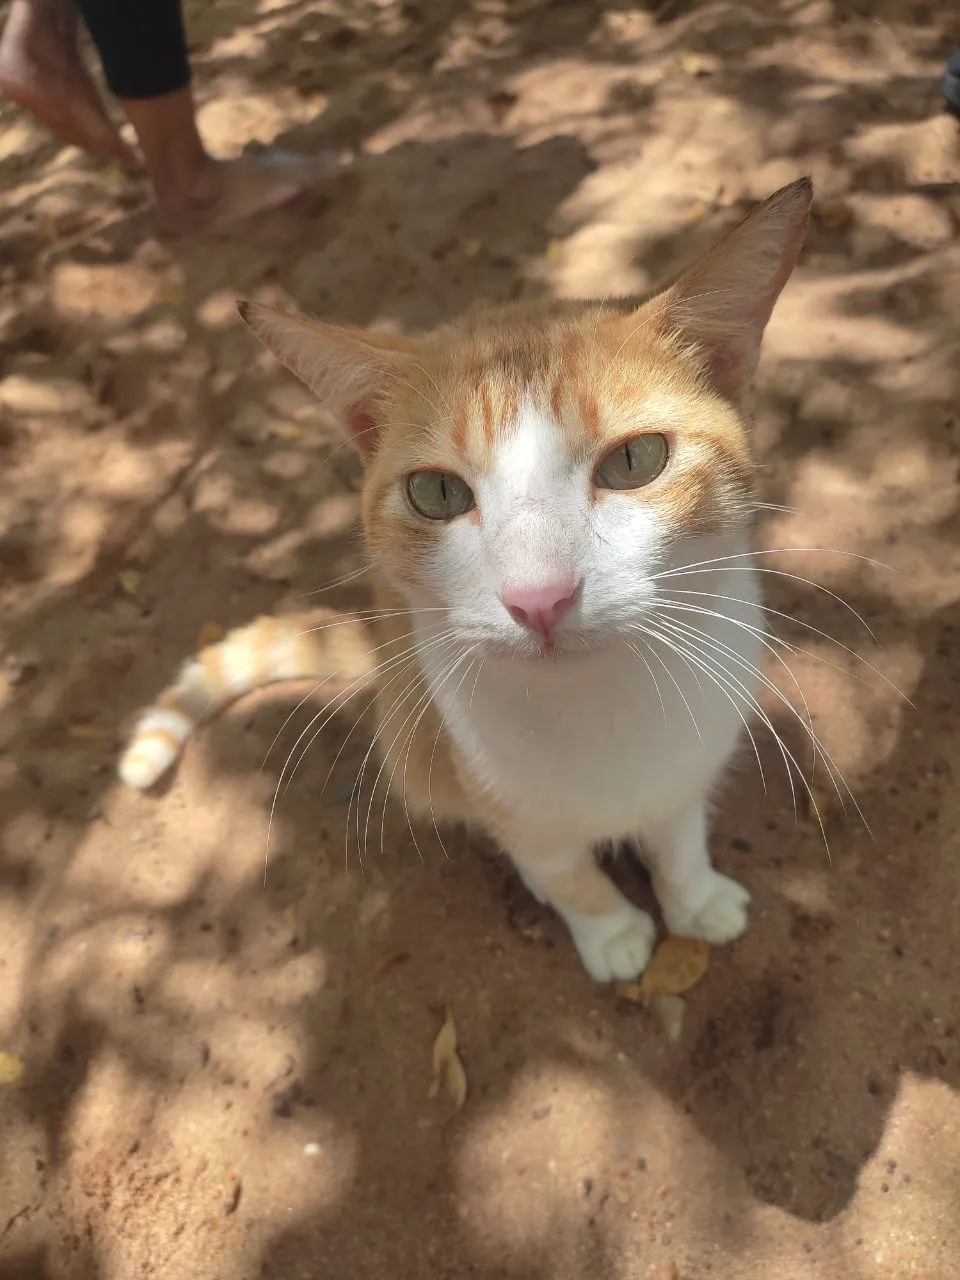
118, 610, 380, 790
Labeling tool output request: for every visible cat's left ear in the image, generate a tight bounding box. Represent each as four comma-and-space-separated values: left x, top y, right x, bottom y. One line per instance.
237, 300, 419, 460
647, 177, 813, 401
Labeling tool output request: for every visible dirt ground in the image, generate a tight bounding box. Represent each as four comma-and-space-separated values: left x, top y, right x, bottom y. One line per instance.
2, 0, 960, 1276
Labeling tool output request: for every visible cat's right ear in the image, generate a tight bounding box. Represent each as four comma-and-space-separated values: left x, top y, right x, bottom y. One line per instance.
237, 301, 417, 460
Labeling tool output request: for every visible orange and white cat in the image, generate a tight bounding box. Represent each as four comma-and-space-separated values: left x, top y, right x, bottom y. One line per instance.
119, 178, 813, 982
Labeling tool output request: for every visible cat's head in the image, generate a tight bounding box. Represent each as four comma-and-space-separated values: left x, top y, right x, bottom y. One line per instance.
239, 179, 811, 660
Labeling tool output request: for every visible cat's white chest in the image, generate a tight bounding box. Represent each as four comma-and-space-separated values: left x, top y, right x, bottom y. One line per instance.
419, 571, 764, 846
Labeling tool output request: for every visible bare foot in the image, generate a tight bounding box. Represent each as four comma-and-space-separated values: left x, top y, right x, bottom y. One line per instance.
0, 0, 136, 164
156, 147, 343, 238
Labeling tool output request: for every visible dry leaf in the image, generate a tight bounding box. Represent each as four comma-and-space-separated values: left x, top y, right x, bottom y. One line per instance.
118, 569, 141, 596
68, 722, 112, 741
463, 238, 483, 258
427, 1007, 467, 1111
616, 936, 710, 1006
641, 936, 710, 1001
0, 1052, 25, 1086
196, 621, 225, 650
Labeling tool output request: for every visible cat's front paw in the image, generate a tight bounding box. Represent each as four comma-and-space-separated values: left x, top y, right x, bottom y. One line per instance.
566, 905, 657, 982
658, 870, 750, 944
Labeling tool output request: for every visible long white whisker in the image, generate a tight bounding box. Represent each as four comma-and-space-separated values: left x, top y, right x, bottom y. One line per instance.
629, 629, 766, 794
635, 618, 807, 828
341, 630, 464, 875
259, 620, 434, 775
631, 634, 703, 742
297, 561, 372, 598
624, 640, 668, 727
644, 612, 870, 845
362, 646, 473, 869
419, 660, 481, 860
262, 627, 457, 881
318, 629, 463, 808
658, 589, 909, 704
661, 564, 881, 645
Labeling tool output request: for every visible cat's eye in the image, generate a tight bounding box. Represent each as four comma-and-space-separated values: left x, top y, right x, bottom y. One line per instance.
406, 470, 476, 520
594, 434, 669, 491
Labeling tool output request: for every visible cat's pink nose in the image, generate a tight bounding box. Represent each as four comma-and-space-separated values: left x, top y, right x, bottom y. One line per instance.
502, 581, 580, 637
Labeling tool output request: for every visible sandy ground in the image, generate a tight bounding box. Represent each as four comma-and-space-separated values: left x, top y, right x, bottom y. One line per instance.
2, 1, 960, 1276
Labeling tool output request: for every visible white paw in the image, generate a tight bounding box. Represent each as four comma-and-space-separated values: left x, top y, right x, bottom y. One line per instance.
658, 870, 751, 944
565, 905, 657, 982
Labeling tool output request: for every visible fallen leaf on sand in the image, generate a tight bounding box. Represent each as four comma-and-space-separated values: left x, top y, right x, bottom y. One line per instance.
196, 621, 225, 650
616, 935, 710, 1006
118, 569, 141, 596
427, 1007, 467, 1111
0, 1052, 25, 1085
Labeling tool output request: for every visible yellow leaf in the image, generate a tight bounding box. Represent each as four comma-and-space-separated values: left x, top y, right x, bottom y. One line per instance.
269, 422, 306, 440
640, 936, 710, 1001
118, 569, 141, 596
0, 1052, 25, 1085
617, 936, 711, 1005
68, 723, 113, 741
196, 620, 225, 650
427, 1007, 467, 1111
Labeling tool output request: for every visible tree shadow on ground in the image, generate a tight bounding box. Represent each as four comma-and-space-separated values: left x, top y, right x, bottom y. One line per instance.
2, 0, 960, 1274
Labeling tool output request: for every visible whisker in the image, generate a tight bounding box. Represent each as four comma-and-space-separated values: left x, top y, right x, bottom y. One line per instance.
347, 638, 463, 879
317, 632, 461, 812
297, 561, 372, 598
630, 633, 703, 742
362, 647, 473, 869
259, 622, 429, 775
661, 564, 881, 645
398, 652, 479, 867
659, 589, 910, 704
277, 625, 456, 798
643, 612, 869, 846
628, 629, 767, 794
262, 627, 457, 881
634, 618, 809, 829
624, 640, 669, 728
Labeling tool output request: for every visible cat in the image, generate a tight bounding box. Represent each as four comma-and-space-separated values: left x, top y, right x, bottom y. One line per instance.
119, 177, 813, 982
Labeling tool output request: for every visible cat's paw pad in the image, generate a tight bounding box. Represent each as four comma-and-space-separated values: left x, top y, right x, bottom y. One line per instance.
660, 871, 750, 945
568, 906, 657, 982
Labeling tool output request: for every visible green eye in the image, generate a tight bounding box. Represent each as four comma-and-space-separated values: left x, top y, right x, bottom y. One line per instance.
594, 434, 669, 490
406, 470, 476, 520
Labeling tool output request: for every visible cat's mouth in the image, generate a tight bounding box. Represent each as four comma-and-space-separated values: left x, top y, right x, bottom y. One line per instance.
486, 633, 605, 664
